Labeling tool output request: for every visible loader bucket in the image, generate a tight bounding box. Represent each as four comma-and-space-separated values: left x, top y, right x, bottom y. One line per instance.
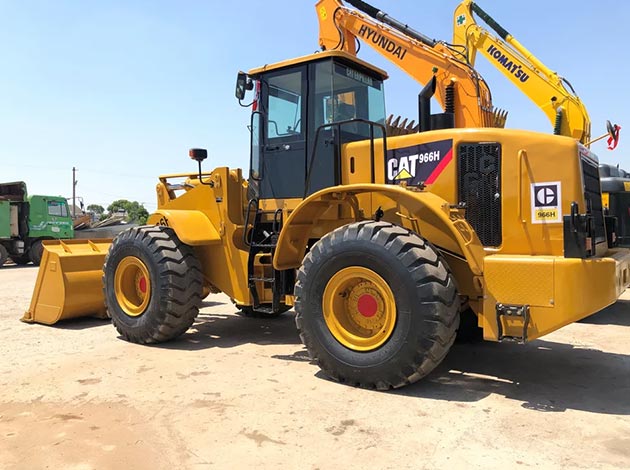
22, 239, 113, 325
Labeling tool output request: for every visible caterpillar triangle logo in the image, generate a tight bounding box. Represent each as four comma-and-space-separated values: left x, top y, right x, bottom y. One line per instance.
394, 168, 413, 180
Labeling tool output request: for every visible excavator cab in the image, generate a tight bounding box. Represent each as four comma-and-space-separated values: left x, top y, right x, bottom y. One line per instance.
242, 51, 388, 199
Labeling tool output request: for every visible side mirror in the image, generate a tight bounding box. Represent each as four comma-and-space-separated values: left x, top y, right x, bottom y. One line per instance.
189, 148, 207, 162
235, 72, 253, 100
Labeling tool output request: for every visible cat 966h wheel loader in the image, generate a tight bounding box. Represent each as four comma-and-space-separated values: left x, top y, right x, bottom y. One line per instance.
25, 50, 630, 390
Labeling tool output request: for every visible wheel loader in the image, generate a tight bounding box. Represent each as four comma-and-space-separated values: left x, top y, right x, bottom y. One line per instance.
24, 50, 630, 390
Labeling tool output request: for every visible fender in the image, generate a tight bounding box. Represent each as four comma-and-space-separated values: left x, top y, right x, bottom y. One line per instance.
147, 209, 221, 246
273, 184, 486, 275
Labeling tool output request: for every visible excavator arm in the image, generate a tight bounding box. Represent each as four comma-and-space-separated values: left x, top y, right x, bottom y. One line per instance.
316, 0, 506, 129
452, 0, 591, 144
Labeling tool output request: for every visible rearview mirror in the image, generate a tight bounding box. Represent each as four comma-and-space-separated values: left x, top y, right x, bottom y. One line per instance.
235, 72, 252, 100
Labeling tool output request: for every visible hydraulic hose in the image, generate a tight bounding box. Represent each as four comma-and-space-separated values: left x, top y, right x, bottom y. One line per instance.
345, 0, 436, 47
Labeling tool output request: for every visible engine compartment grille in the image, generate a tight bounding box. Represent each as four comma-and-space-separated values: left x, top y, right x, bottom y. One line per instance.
458, 143, 502, 246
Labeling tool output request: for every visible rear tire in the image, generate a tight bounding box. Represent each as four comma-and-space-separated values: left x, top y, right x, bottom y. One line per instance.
103, 226, 203, 344
0, 244, 8, 266
10, 253, 30, 266
29, 240, 44, 266
295, 221, 459, 390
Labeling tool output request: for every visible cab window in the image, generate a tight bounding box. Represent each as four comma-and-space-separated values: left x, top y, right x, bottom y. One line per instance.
48, 201, 68, 217
266, 71, 304, 140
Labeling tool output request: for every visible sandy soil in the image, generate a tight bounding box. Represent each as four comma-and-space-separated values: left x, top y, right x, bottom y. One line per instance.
1, 265, 629, 469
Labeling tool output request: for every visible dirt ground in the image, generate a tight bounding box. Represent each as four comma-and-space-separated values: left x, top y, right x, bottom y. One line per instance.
1, 265, 629, 470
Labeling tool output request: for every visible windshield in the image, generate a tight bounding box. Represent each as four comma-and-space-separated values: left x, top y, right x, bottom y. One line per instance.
312, 59, 386, 139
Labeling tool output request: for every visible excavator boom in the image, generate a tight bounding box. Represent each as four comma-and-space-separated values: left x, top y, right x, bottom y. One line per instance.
316, 0, 506, 129
453, 0, 591, 144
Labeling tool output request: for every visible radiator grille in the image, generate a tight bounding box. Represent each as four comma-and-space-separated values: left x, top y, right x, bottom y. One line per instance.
458, 143, 502, 246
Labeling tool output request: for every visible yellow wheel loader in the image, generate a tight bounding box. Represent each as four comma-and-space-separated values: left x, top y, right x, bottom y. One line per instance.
25, 49, 630, 390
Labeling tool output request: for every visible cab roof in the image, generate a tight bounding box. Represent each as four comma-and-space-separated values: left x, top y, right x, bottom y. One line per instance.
247, 50, 388, 81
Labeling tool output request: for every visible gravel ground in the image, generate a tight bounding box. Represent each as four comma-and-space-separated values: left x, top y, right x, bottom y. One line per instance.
1, 265, 629, 469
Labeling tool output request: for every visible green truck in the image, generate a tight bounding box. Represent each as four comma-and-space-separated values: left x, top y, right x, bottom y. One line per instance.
0, 182, 74, 266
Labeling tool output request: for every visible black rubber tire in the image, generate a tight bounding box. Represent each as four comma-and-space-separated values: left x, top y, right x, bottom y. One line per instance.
295, 221, 459, 390
235, 304, 292, 318
10, 254, 31, 266
0, 244, 8, 266
103, 226, 203, 344
29, 240, 44, 266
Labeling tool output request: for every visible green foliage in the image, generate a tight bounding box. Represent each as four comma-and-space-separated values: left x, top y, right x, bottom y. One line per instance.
106, 199, 149, 224
87, 204, 105, 215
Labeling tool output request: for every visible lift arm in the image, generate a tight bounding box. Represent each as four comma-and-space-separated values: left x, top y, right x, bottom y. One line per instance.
316, 0, 506, 129
452, 0, 591, 144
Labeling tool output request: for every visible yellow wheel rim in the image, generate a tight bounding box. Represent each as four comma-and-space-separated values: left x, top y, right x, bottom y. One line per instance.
114, 256, 151, 317
323, 267, 396, 352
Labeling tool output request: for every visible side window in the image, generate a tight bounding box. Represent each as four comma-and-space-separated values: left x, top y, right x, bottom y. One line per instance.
47, 201, 67, 217
267, 71, 303, 140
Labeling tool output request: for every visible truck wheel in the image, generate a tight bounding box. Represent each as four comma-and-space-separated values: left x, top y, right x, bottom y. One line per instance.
295, 221, 459, 390
103, 226, 203, 344
10, 254, 30, 266
29, 240, 44, 266
0, 244, 8, 266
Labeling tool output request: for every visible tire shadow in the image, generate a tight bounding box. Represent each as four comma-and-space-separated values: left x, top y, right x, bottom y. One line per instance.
153, 309, 302, 351
391, 339, 630, 415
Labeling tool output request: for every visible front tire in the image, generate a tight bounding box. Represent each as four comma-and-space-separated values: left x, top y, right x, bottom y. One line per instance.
295, 221, 459, 390
103, 226, 203, 344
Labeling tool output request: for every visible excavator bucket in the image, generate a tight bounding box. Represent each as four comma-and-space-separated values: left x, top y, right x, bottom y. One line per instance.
22, 239, 113, 325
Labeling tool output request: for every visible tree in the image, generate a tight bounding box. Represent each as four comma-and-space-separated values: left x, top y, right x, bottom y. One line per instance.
107, 199, 149, 224
87, 204, 105, 215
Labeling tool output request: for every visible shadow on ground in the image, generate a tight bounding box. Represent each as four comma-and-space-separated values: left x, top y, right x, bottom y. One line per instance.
149, 307, 302, 351
391, 338, 630, 415
578, 300, 630, 326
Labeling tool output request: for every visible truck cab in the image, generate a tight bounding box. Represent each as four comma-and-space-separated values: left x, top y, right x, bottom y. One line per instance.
0, 182, 73, 266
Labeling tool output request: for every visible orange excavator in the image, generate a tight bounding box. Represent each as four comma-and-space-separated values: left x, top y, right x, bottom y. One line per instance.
316, 0, 508, 130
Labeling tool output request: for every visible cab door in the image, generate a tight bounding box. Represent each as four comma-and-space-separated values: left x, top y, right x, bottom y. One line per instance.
256, 66, 307, 200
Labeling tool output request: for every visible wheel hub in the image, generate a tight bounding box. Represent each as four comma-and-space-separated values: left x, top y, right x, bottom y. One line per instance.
114, 256, 151, 317
322, 267, 396, 351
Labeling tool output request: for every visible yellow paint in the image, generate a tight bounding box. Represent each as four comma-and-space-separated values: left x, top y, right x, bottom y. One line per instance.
147, 209, 222, 246
394, 168, 413, 180
624, 182, 630, 192
114, 256, 151, 317
482, 251, 630, 341
322, 267, 396, 351
602, 192, 610, 208
23, 239, 111, 324
534, 208, 558, 222
248, 50, 387, 80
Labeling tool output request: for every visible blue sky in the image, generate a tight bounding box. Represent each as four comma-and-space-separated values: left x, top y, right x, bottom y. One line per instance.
1, 0, 628, 211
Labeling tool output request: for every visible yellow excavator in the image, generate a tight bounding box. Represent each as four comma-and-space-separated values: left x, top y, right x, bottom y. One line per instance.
452, 0, 594, 144
24, 46, 630, 390
316, 0, 507, 130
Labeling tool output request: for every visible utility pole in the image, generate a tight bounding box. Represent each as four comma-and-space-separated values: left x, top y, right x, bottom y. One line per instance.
72, 167, 78, 218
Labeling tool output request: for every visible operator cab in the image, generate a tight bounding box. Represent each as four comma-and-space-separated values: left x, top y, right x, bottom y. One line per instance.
238, 51, 388, 200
